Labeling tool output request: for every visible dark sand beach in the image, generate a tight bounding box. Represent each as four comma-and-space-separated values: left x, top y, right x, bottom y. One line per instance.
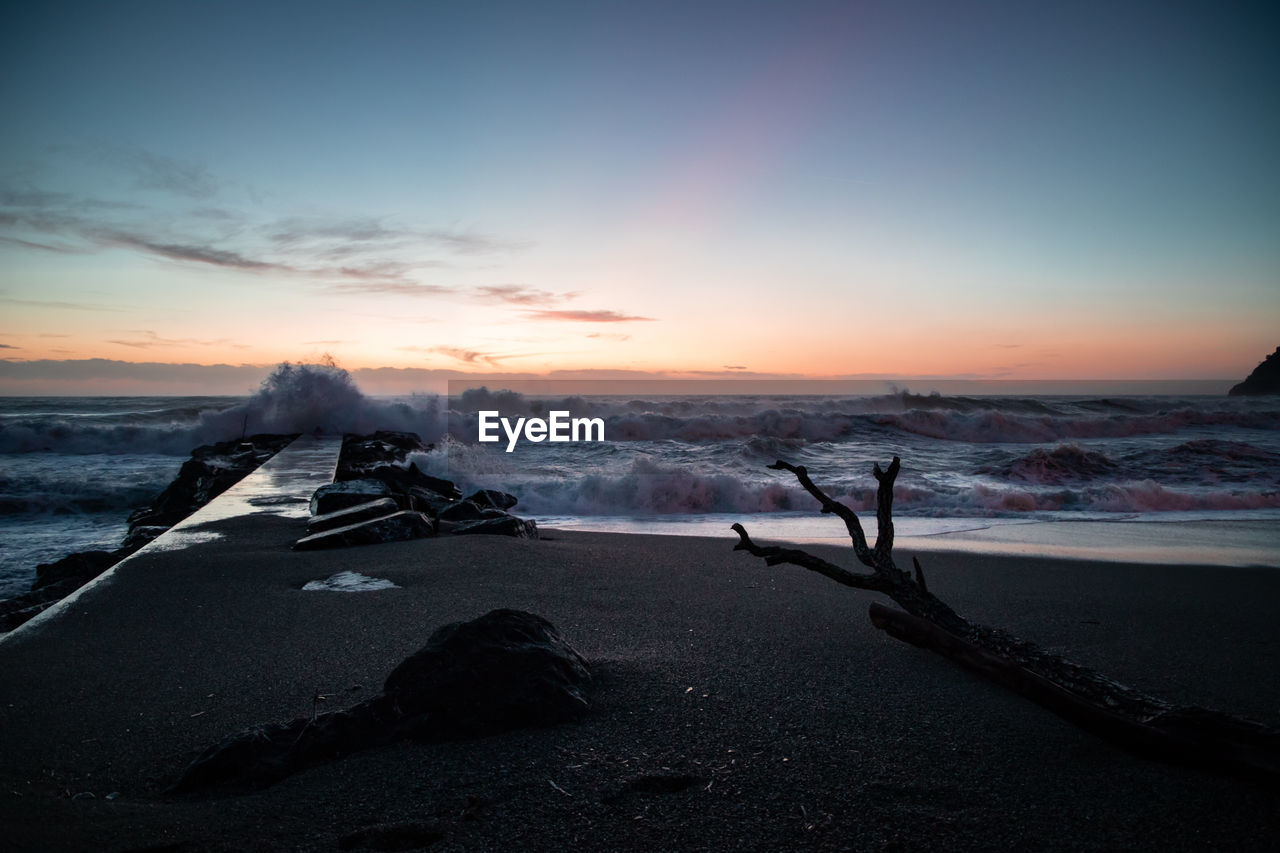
2, 513, 1278, 852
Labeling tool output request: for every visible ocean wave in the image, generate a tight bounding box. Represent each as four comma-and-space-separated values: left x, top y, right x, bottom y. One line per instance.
979, 443, 1119, 484
0, 363, 446, 454
874, 407, 1280, 444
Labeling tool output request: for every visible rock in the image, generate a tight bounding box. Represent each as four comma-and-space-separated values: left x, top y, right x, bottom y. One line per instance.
338, 430, 430, 474
127, 434, 297, 530
346, 463, 461, 501
384, 609, 587, 736
309, 479, 395, 516
171, 610, 589, 792
450, 515, 539, 539
465, 488, 518, 510
293, 511, 435, 550
119, 525, 168, 552
32, 550, 120, 591
1229, 346, 1280, 395
437, 500, 490, 522
307, 498, 401, 534
405, 486, 453, 516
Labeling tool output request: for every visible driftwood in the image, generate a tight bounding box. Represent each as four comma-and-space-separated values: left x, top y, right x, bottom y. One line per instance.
731, 457, 1280, 781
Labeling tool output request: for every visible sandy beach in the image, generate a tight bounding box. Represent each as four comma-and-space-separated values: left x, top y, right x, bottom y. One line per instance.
2, 514, 1278, 852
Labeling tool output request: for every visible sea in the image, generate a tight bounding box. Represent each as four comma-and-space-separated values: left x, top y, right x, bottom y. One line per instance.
2, 371, 1279, 598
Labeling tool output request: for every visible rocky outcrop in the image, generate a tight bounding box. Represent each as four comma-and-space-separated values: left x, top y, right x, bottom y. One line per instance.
450, 515, 539, 539
306, 498, 401, 534
294, 510, 437, 550
309, 479, 396, 516
1, 434, 299, 634
126, 435, 298, 541
296, 432, 537, 548
171, 610, 590, 792
1229, 347, 1280, 396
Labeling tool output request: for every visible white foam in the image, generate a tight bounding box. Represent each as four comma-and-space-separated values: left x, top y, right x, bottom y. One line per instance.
301, 571, 399, 592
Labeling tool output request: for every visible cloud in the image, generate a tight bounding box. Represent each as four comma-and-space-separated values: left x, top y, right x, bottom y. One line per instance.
0, 235, 84, 253
475, 284, 576, 306
426, 229, 527, 255
1, 158, 529, 289
329, 281, 458, 297
723, 365, 748, 370
417, 345, 509, 368
94, 145, 219, 199
105, 330, 239, 349
0, 343, 17, 349
523, 309, 655, 323
586, 332, 631, 341
0, 295, 127, 312
93, 231, 285, 271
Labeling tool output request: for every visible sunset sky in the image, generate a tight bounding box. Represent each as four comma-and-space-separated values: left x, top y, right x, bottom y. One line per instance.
1, 0, 1277, 393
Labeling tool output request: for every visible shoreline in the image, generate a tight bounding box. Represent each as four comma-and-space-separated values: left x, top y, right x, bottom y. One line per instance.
538, 513, 1280, 568
2, 522, 1278, 850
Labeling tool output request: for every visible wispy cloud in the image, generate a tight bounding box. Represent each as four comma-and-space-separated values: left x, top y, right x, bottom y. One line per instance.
1, 150, 530, 293
105, 330, 241, 349
723, 365, 748, 370
92, 144, 219, 199
93, 231, 286, 271
0, 295, 127, 312
0, 343, 18, 349
523, 309, 655, 323
0, 235, 84, 253
586, 332, 631, 341
476, 284, 576, 306
329, 281, 458, 297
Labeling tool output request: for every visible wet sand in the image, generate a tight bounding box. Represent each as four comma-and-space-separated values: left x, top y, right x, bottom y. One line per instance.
1, 518, 1278, 851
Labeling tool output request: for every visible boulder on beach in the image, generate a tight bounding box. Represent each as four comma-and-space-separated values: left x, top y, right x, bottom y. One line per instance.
450, 515, 539, 539
171, 610, 590, 792
306, 497, 401, 534
1229, 346, 1280, 396
294, 510, 436, 550
309, 479, 395, 516
465, 488, 519, 511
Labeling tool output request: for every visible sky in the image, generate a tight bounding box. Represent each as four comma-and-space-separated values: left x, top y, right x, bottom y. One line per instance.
1, 0, 1277, 394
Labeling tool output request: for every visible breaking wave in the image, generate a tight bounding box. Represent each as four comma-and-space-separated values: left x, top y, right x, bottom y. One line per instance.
0, 362, 445, 455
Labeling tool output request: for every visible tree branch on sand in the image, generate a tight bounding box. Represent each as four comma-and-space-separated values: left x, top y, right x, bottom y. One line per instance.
731, 457, 1280, 782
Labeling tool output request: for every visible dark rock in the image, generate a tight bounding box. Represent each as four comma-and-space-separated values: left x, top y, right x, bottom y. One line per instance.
171, 610, 589, 793
127, 434, 297, 530
310, 479, 395, 516
1229, 346, 1280, 396
436, 500, 488, 522
294, 511, 435, 550
33, 550, 120, 591
307, 498, 402, 534
405, 487, 453, 516
337, 431, 430, 475
384, 609, 586, 735
450, 516, 539, 539
119, 525, 168, 552
465, 488, 518, 511
351, 463, 461, 501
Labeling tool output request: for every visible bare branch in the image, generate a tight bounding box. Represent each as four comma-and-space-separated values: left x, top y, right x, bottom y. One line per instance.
912, 556, 928, 595
730, 523, 883, 591
767, 460, 875, 568
872, 456, 900, 563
